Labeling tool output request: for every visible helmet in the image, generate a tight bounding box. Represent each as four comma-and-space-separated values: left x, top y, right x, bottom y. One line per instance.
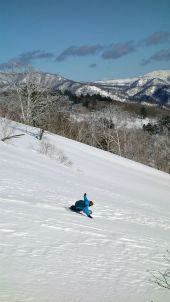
89, 201, 94, 206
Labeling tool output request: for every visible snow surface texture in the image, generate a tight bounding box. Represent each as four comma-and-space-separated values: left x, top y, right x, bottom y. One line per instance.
0, 121, 170, 302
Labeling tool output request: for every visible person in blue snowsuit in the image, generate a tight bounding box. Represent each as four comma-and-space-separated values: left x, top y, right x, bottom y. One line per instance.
70, 193, 94, 218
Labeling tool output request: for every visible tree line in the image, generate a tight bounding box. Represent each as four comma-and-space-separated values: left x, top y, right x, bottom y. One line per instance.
0, 69, 169, 173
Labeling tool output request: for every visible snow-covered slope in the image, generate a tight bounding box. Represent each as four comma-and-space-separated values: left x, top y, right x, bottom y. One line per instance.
144, 70, 170, 78
0, 70, 170, 105
95, 70, 170, 104
0, 121, 170, 302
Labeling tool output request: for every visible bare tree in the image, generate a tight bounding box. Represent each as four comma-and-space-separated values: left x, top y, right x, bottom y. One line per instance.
150, 251, 170, 290
87, 106, 123, 155
0, 66, 46, 126
3, 67, 48, 124
1, 66, 70, 142
15, 68, 48, 125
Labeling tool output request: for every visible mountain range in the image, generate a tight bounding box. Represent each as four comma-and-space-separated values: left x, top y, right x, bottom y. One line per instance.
0, 70, 170, 106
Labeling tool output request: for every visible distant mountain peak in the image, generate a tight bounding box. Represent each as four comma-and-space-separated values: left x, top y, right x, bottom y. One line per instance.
143, 70, 170, 78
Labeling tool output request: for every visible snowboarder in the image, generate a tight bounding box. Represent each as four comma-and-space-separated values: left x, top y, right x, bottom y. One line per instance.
70, 193, 94, 218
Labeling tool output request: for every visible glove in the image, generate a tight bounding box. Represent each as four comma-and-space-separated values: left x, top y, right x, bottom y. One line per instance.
84, 193, 87, 196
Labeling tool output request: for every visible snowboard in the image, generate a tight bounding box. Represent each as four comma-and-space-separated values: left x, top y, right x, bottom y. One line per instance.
68, 205, 93, 218
69, 205, 82, 214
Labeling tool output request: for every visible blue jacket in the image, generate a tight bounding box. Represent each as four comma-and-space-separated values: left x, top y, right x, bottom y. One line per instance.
75, 194, 91, 216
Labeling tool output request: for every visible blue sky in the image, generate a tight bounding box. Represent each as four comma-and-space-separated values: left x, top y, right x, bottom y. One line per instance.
0, 0, 170, 81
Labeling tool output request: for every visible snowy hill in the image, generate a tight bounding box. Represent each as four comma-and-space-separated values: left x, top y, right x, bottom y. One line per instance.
144, 70, 170, 78
95, 70, 170, 105
0, 120, 170, 302
0, 69, 170, 105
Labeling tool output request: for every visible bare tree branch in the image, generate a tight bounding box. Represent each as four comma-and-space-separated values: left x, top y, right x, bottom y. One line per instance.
150, 251, 170, 290
1, 133, 25, 142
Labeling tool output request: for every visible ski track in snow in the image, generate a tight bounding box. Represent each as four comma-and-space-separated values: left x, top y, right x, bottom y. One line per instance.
0, 128, 170, 302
